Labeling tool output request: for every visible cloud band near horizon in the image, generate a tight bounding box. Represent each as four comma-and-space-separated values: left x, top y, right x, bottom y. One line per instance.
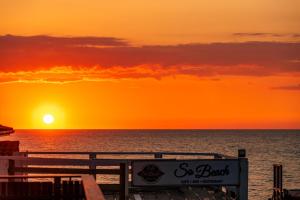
0, 35, 300, 83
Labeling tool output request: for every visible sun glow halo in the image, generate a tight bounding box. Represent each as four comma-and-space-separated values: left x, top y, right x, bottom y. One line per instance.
43, 114, 55, 124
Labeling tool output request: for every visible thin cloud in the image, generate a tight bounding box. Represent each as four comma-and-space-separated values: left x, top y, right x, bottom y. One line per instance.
233, 32, 293, 38
272, 84, 300, 91
292, 34, 300, 38
0, 35, 300, 82
233, 32, 273, 37
0, 34, 129, 48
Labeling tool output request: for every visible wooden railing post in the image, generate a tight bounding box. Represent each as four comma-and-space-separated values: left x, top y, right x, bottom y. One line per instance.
119, 163, 129, 200
89, 153, 97, 179
8, 159, 15, 182
8, 159, 15, 175
54, 177, 61, 200
154, 153, 162, 159
273, 164, 283, 200
214, 154, 222, 159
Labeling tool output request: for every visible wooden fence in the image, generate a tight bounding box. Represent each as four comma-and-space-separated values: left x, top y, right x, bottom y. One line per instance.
0, 156, 128, 200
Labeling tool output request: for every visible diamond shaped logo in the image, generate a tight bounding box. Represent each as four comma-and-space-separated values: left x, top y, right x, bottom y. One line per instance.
138, 164, 165, 183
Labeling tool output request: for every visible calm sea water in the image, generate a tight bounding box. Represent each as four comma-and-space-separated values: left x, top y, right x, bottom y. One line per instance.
2, 129, 300, 199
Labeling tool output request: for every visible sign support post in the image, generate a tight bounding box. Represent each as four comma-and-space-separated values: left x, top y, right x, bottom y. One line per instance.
238, 149, 248, 200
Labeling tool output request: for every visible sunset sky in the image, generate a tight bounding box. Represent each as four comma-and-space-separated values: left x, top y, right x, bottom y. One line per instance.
0, 0, 300, 129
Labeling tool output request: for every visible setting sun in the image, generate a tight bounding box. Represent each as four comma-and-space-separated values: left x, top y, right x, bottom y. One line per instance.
31, 103, 65, 128
43, 114, 54, 125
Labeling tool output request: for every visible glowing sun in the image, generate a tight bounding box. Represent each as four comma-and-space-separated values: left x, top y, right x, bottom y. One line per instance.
43, 114, 55, 124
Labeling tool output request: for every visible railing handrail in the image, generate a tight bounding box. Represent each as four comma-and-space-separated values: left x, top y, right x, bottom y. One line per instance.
82, 175, 106, 200
0, 156, 130, 166
0, 174, 81, 179
19, 151, 235, 159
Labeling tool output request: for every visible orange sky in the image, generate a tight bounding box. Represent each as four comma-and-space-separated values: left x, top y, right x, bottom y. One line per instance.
0, 0, 299, 129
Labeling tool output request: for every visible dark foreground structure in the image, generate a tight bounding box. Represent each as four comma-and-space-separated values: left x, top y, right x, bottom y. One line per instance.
0, 125, 14, 136
0, 174, 104, 200
270, 165, 300, 200
0, 141, 248, 200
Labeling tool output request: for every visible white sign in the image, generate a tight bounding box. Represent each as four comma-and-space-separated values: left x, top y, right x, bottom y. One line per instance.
132, 160, 239, 186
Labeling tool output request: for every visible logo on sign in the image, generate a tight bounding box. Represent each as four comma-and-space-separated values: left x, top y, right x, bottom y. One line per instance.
138, 164, 165, 183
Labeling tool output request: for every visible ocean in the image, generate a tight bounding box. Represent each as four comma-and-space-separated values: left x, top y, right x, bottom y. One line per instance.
2, 129, 300, 199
